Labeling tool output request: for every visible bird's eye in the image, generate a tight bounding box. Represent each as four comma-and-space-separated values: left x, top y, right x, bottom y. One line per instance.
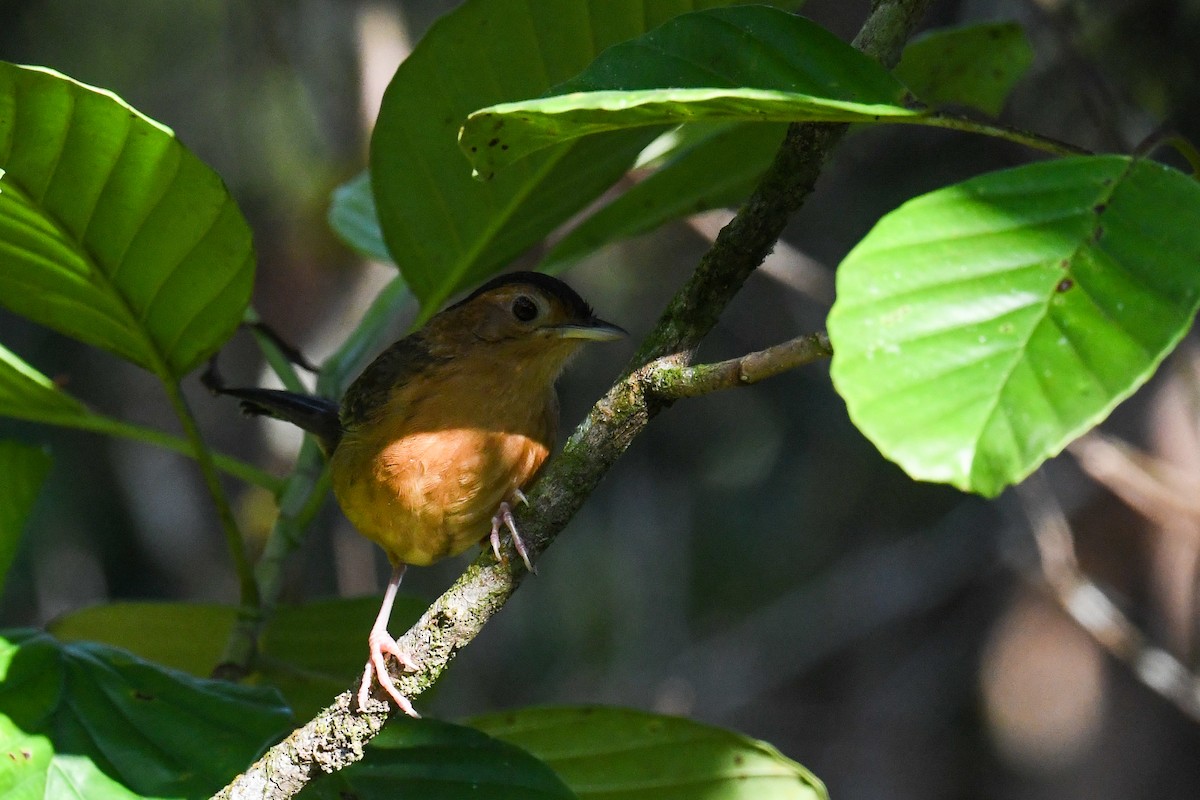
511, 295, 539, 322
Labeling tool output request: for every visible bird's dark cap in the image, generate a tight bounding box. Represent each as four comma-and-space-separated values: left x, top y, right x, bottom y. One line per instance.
451, 271, 596, 321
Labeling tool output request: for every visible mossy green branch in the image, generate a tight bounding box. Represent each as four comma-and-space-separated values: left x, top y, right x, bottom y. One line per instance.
644, 332, 832, 400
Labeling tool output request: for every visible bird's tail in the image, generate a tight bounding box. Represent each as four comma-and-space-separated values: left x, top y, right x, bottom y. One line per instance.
202, 360, 342, 453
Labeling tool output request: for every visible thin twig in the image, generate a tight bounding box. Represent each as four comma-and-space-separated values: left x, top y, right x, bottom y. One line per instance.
644, 332, 831, 400
906, 111, 1091, 156
1015, 474, 1200, 722
1068, 432, 1200, 532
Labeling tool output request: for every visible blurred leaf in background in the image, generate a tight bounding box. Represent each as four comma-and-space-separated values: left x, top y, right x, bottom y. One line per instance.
894, 21, 1034, 116
50, 596, 427, 720
0, 441, 50, 597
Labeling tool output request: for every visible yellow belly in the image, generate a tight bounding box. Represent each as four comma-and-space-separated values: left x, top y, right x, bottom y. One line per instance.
330, 426, 549, 566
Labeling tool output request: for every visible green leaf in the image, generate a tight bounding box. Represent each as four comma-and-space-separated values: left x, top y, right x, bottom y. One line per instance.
894, 21, 1034, 116
371, 0, 753, 320
828, 156, 1200, 497
0, 441, 50, 596
300, 718, 576, 800
0, 344, 91, 428
48, 603, 233, 678
328, 172, 394, 264
0, 63, 254, 378
472, 706, 827, 800
543, 122, 786, 268
0, 731, 144, 800
0, 630, 291, 800
50, 596, 427, 720
459, 6, 920, 178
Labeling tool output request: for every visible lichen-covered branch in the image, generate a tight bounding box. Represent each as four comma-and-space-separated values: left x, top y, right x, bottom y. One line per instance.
212, 1, 933, 797
644, 332, 831, 400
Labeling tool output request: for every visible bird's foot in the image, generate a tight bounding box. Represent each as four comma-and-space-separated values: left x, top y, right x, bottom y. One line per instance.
357, 627, 420, 717
489, 499, 536, 573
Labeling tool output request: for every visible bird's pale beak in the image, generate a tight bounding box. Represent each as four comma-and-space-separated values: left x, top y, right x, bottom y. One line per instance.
552, 319, 627, 341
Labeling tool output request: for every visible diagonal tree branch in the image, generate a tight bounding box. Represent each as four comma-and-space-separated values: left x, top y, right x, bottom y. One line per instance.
212, 2, 933, 797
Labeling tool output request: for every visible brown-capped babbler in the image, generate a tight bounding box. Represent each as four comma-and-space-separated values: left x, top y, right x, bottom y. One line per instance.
211, 272, 624, 715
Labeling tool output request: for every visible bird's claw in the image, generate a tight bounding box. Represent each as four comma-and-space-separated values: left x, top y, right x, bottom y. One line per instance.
489, 500, 536, 573
358, 628, 419, 717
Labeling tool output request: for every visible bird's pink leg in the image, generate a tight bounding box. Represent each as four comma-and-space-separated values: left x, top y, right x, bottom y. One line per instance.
357, 563, 420, 716
489, 490, 536, 573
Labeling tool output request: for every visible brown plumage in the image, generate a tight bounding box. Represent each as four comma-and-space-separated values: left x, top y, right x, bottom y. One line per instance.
208, 271, 624, 715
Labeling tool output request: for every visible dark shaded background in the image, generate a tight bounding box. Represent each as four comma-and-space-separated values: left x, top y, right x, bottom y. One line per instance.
3, 1, 1200, 798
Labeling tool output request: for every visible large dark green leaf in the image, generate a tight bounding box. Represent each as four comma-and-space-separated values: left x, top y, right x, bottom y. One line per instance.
459, 6, 920, 178
299, 718, 576, 800
472, 706, 827, 800
894, 22, 1033, 116
370, 0, 753, 320
0, 441, 50, 596
0, 630, 291, 800
0, 63, 254, 378
50, 596, 427, 720
828, 156, 1200, 496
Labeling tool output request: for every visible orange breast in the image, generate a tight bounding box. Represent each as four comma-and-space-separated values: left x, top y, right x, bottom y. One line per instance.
329, 380, 556, 566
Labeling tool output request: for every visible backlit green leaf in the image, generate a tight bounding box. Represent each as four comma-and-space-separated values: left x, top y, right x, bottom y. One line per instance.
0, 344, 90, 428
0, 63, 254, 378
828, 156, 1200, 496
472, 706, 827, 800
460, 6, 920, 177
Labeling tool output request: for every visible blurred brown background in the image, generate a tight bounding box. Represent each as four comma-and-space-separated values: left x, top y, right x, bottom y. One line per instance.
3, 0, 1200, 797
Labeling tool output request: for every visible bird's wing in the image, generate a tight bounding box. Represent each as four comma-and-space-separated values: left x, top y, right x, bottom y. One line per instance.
340, 332, 447, 429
